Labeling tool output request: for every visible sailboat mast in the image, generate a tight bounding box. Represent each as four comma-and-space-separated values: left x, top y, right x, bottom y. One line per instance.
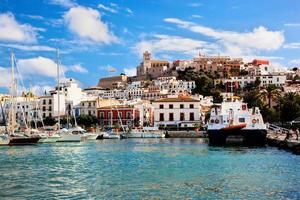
57, 49, 60, 130
10, 50, 15, 134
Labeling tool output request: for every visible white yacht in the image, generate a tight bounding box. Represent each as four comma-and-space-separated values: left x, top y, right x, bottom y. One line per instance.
122, 127, 165, 138
207, 98, 267, 146
102, 129, 122, 139
38, 128, 61, 143
57, 128, 82, 142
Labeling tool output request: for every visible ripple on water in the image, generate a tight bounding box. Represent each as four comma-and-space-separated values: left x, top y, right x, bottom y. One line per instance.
0, 139, 299, 200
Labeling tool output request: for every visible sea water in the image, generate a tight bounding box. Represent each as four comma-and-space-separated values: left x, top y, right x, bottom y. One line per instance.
0, 138, 299, 199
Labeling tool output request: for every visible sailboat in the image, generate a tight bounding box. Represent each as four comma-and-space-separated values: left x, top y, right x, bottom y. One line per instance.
7, 50, 39, 145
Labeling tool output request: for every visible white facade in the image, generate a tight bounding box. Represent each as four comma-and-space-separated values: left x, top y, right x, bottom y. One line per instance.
224, 74, 286, 88
152, 97, 201, 128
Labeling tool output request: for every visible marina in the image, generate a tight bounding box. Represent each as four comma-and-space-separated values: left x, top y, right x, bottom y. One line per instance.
0, 139, 299, 199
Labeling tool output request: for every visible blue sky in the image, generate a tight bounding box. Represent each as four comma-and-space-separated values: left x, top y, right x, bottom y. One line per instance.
0, 0, 300, 94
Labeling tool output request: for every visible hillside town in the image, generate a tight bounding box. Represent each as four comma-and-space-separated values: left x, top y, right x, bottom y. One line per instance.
1, 51, 300, 132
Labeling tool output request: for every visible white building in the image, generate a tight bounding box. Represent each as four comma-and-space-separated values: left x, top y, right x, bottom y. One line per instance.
152, 96, 201, 128
224, 74, 286, 88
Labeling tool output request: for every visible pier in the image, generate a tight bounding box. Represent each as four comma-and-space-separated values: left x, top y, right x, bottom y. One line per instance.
266, 123, 300, 155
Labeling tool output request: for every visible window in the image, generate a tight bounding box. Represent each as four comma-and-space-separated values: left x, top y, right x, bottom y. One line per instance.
49, 106, 52, 111
180, 104, 184, 109
108, 112, 112, 119
169, 113, 174, 121
100, 112, 104, 119
43, 100, 46, 105
118, 112, 122, 118
42, 106, 46, 111
169, 104, 173, 109
180, 113, 185, 121
239, 118, 245, 123
159, 113, 164, 121
43, 113, 46, 118
190, 113, 195, 121
189, 104, 194, 109
159, 104, 164, 109
126, 112, 131, 119
88, 103, 91, 107
49, 99, 52, 104
88, 111, 91, 116
49, 113, 52, 117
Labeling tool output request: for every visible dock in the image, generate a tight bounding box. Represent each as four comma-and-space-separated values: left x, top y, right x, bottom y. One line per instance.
266, 123, 300, 155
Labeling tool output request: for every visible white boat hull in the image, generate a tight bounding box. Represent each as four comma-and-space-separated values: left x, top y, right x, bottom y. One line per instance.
39, 135, 61, 143
85, 133, 98, 140
57, 134, 81, 142
103, 132, 121, 139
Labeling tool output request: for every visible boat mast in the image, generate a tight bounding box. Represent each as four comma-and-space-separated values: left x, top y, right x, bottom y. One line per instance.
10, 50, 16, 134
57, 49, 60, 130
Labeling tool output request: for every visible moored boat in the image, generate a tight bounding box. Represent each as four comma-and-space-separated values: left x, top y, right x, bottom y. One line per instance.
207, 98, 267, 146
122, 127, 165, 138
9, 133, 40, 145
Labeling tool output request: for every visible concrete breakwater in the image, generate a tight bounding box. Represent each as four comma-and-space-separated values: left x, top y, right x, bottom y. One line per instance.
267, 132, 300, 155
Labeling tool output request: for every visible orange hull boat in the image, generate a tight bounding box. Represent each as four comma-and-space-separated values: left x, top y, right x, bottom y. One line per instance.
221, 123, 247, 131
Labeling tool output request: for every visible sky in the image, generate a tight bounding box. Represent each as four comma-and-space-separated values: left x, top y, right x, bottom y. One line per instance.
0, 0, 300, 94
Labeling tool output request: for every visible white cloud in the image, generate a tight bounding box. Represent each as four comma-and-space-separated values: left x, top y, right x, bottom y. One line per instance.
0, 67, 11, 87
284, 23, 300, 27
17, 56, 64, 78
283, 42, 300, 49
31, 84, 53, 95
164, 18, 285, 56
125, 8, 133, 14
0, 43, 55, 51
26, 15, 44, 20
124, 67, 136, 77
106, 65, 117, 73
290, 59, 300, 65
0, 13, 38, 43
98, 4, 118, 13
69, 64, 88, 73
49, 0, 76, 8
64, 6, 117, 44
191, 15, 202, 19
189, 3, 202, 7
134, 34, 217, 57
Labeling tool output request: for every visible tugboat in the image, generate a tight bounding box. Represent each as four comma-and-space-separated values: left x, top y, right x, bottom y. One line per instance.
207, 97, 267, 146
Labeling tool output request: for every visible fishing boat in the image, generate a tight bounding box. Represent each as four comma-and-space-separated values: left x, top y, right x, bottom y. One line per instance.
207, 97, 267, 146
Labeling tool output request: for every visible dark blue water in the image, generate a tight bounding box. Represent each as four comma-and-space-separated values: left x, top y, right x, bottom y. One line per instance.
0, 139, 299, 200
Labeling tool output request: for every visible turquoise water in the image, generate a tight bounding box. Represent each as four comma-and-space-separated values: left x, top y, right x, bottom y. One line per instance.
0, 139, 299, 200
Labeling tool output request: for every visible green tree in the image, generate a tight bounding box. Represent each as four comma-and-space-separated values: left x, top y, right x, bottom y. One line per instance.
43, 117, 56, 126
279, 92, 300, 122
76, 114, 98, 128
259, 84, 281, 108
243, 90, 263, 109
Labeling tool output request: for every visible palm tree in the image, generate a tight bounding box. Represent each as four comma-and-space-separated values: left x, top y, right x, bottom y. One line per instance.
259, 84, 281, 108
279, 92, 300, 122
